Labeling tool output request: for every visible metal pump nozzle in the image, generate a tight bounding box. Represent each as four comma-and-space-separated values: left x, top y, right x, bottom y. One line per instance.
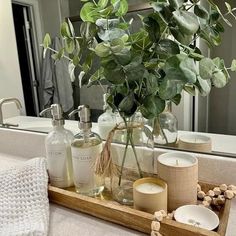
40, 104, 64, 126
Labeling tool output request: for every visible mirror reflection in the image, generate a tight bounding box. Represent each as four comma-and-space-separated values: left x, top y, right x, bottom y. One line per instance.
1, 0, 236, 157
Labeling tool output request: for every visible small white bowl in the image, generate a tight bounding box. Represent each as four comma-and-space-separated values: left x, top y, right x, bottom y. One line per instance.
174, 205, 219, 231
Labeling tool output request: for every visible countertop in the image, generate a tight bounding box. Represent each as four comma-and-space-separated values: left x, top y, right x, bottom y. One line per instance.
0, 152, 235, 236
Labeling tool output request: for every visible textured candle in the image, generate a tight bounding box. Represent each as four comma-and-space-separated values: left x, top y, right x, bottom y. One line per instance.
157, 152, 198, 211
135, 183, 164, 194
179, 134, 212, 152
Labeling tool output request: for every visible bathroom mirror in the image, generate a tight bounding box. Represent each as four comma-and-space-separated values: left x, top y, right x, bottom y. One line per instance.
1, 0, 236, 158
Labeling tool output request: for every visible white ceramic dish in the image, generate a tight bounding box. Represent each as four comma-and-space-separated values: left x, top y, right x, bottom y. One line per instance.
174, 205, 219, 231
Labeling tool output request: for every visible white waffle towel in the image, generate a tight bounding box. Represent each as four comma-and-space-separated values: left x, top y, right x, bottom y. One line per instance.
0, 157, 49, 236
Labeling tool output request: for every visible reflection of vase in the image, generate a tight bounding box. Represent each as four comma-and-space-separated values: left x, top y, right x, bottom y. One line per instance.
111, 113, 154, 205
152, 103, 178, 145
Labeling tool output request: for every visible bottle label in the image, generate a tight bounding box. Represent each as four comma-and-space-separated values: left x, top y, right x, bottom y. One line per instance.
71, 144, 102, 185
46, 144, 71, 186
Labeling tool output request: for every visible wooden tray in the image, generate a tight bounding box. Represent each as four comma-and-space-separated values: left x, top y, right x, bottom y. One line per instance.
48, 182, 231, 236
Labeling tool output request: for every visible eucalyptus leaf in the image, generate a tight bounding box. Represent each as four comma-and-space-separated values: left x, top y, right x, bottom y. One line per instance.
65, 38, 75, 54
169, 0, 185, 9
140, 95, 165, 119
61, 22, 71, 38
104, 66, 125, 84
212, 69, 227, 88
173, 10, 199, 35
231, 59, 236, 72
197, 76, 211, 96
80, 2, 99, 23
194, 5, 209, 19
143, 16, 160, 42
156, 39, 180, 57
159, 77, 184, 100
95, 43, 111, 57
118, 93, 135, 114
171, 94, 181, 105
43, 33, 51, 48
98, 0, 109, 8
199, 58, 216, 80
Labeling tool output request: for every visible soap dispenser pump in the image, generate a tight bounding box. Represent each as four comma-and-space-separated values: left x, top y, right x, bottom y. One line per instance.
40, 104, 74, 188
69, 105, 104, 196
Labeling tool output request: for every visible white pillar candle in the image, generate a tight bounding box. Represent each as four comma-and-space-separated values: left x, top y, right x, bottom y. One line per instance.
157, 152, 198, 211
133, 177, 167, 214
135, 183, 164, 194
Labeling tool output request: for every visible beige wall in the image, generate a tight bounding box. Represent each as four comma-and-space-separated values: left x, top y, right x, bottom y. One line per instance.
0, 0, 26, 118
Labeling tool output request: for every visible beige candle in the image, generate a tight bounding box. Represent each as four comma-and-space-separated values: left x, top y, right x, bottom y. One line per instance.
178, 134, 212, 152
157, 152, 198, 212
133, 177, 167, 214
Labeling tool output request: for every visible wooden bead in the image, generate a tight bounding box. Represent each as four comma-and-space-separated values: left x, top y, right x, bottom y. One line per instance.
212, 198, 219, 206
154, 211, 163, 222
206, 190, 215, 197
202, 200, 210, 207
197, 184, 201, 192
224, 190, 234, 199
213, 187, 221, 196
228, 185, 236, 191
197, 191, 206, 199
217, 195, 226, 205
204, 196, 212, 203
160, 210, 167, 217
151, 221, 160, 231
166, 211, 175, 220
219, 184, 227, 192
151, 231, 162, 236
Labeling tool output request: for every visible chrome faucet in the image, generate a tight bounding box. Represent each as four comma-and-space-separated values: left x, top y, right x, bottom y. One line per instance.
0, 97, 22, 127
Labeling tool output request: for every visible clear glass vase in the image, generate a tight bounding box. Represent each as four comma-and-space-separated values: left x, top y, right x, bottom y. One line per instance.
152, 102, 178, 145
110, 113, 154, 205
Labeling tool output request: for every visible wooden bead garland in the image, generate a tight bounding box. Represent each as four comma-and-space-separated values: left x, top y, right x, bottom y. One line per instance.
151, 184, 236, 235
197, 184, 236, 208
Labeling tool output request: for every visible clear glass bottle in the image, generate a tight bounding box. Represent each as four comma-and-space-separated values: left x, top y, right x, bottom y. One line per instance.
97, 93, 117, 140
40, 104, 74, 188
69, 105, 104, 197
111, 112, 154, 205
152, 102, 178, 145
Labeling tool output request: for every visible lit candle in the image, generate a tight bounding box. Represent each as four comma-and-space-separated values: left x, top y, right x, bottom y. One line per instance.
157, 152, 198, 211
133, 177, 167, 214
135, 183, 164, 194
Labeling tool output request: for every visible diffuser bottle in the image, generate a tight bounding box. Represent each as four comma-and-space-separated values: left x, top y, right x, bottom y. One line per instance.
40, 104, 74, 188
69, 105, 104, 196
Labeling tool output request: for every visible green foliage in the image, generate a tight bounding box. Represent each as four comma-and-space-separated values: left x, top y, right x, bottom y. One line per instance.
43, 0, 236, 119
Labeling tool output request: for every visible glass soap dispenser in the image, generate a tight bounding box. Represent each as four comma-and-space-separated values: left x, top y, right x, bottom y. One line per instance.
69, 105, 104, 197
97, 93, 117, 140
40, 104, 74, 188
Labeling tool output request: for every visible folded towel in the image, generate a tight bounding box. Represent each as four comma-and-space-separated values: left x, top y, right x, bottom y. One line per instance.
0, 158, 49, 236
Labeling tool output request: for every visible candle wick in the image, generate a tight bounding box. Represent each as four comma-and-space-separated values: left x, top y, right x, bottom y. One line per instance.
176, 159, 179, 166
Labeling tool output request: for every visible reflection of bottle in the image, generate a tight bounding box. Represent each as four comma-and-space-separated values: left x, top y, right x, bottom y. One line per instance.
97, 93, 116, 140
153, 102, 178, 145
69, 105, 104, 196
41, 104, 74, 188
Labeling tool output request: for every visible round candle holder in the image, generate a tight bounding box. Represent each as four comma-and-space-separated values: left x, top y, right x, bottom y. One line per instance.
178, 134, 212, 152
157, 152, 198, 212
133, 177, 167, 214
